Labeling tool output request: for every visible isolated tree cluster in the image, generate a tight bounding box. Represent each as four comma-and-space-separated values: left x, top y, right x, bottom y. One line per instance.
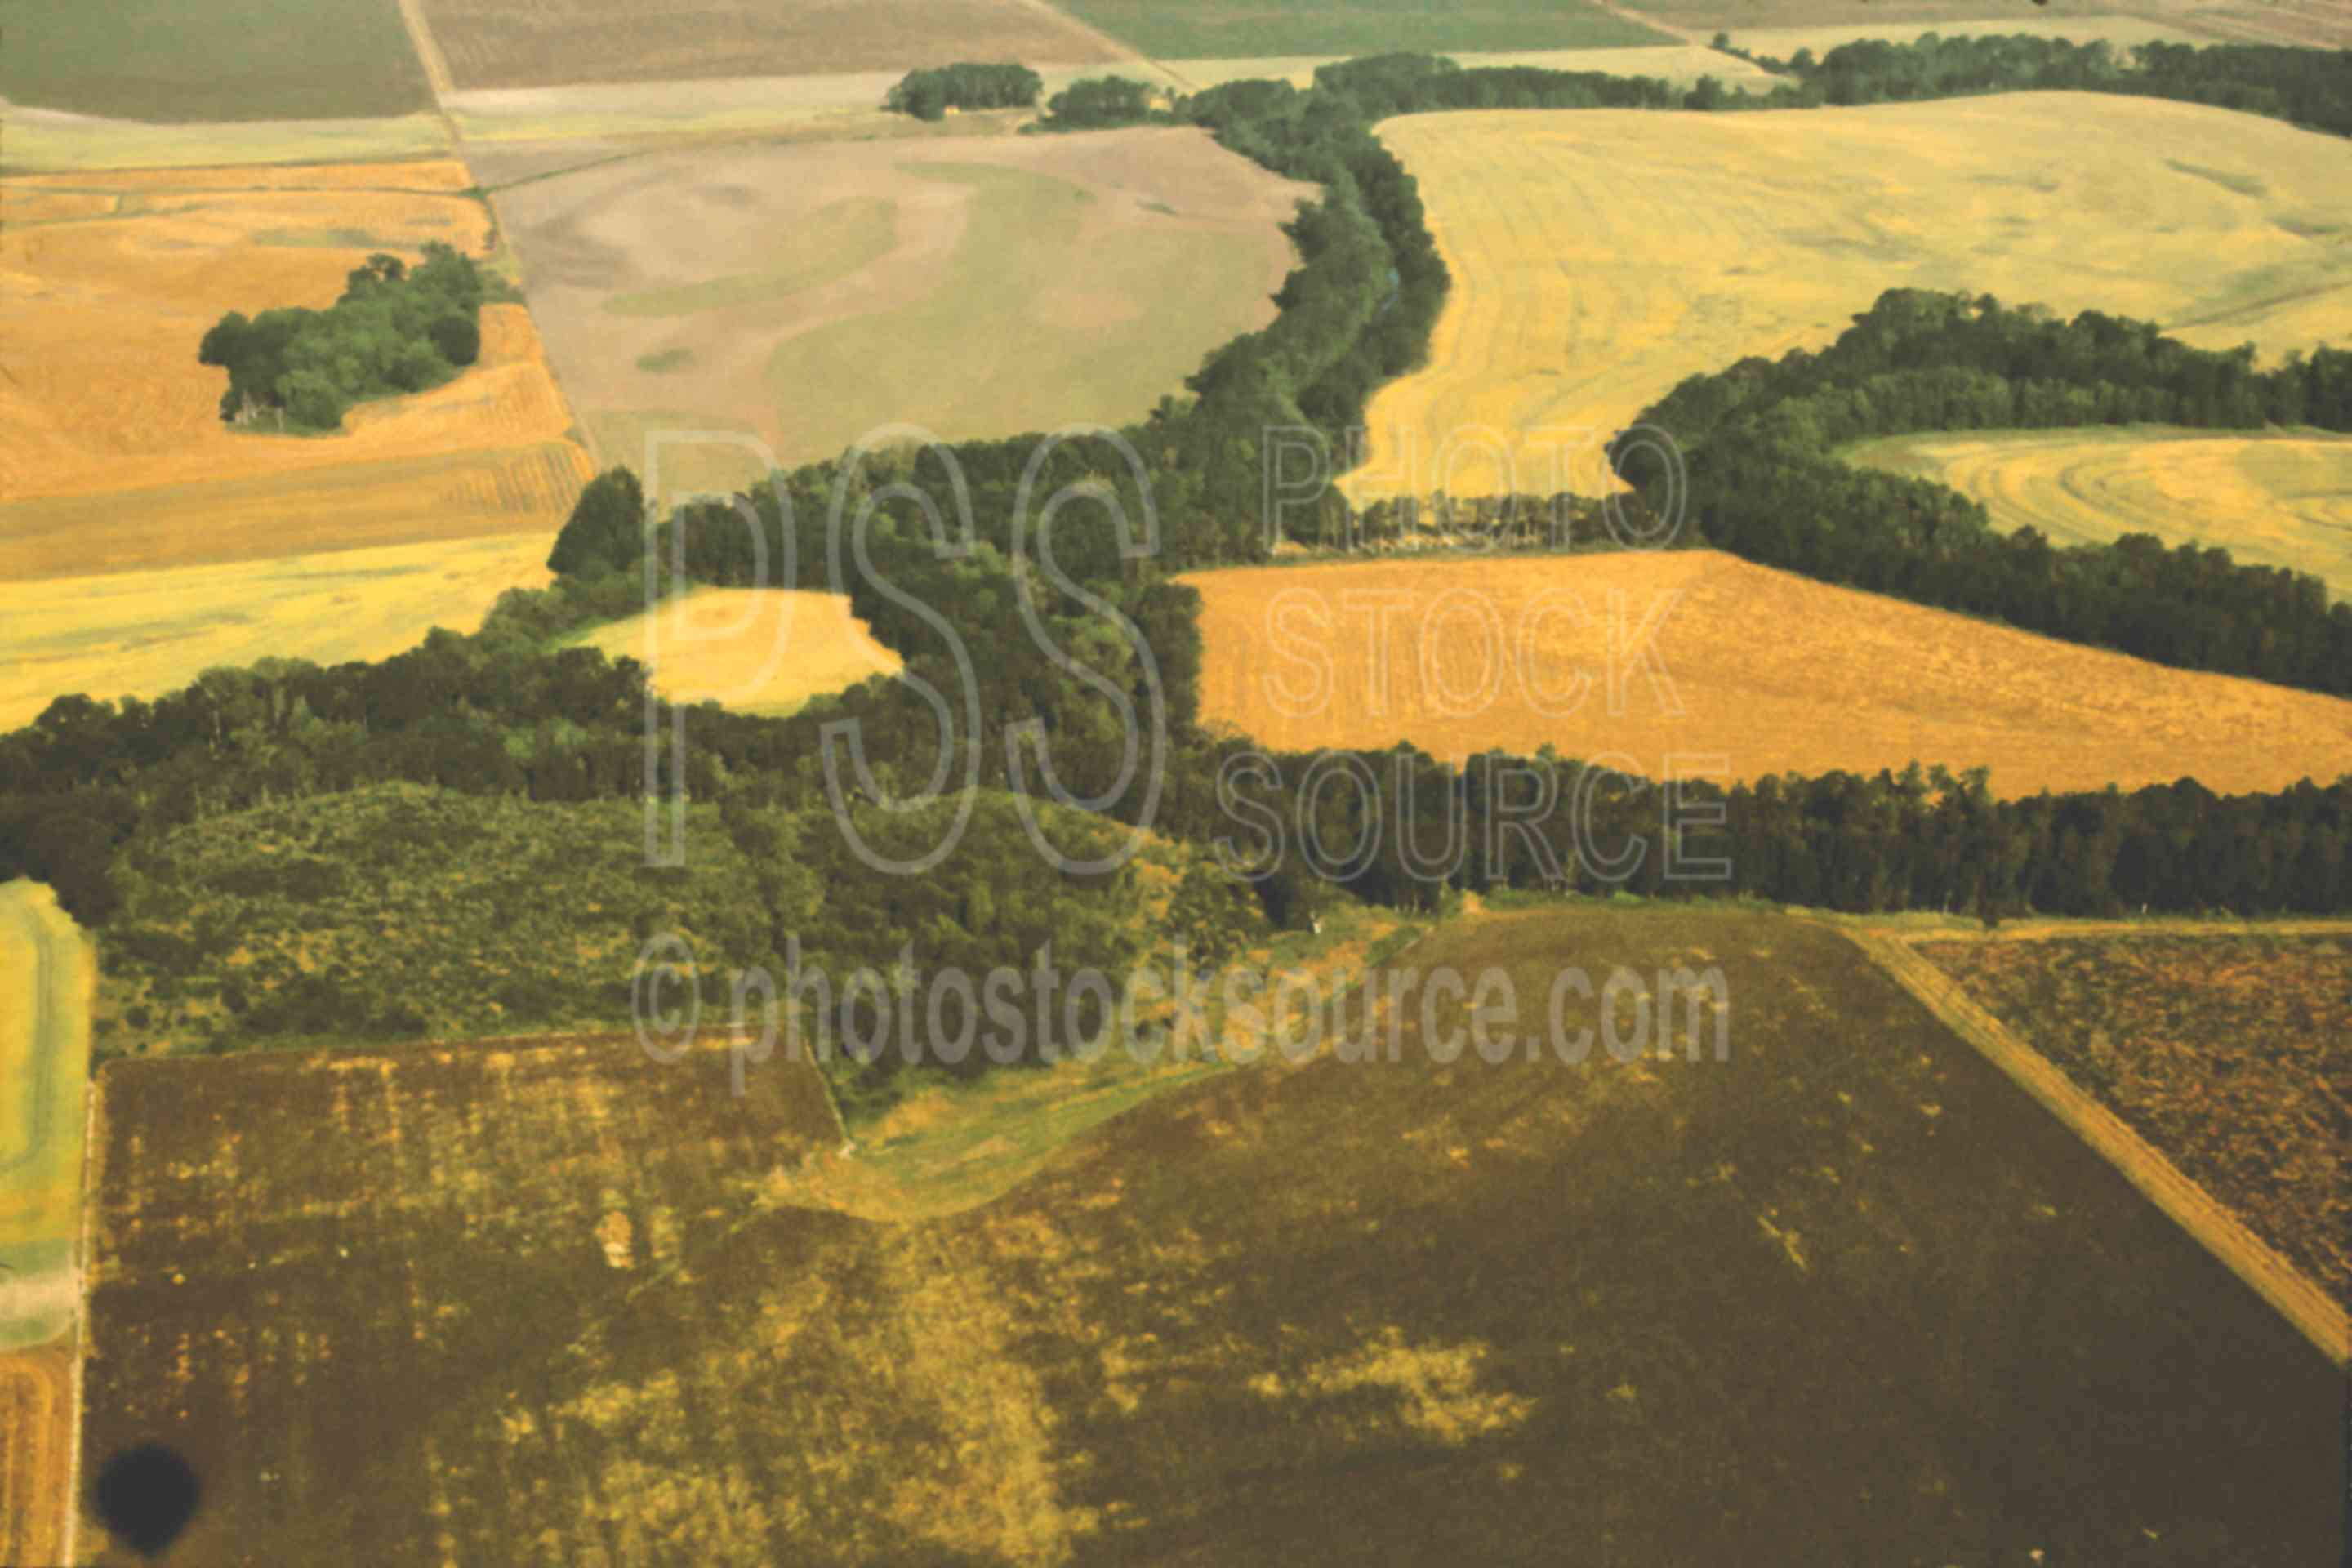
197, 242, 485, 432
883, 62, 1042, 120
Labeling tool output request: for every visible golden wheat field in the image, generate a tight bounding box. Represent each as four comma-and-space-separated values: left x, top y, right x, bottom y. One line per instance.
1349, 94, 2352, 499
1845, 426, 2352, 601
0, 536, 555, 731
570, 588, 906, 715
0, 164, 581, 504
1180, 550, 2352, 795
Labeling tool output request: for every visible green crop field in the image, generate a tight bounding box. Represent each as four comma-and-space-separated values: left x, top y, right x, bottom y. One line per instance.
1059, 0, 1672, 60
77, 906, 2341, 1562
0, 0, 431, 122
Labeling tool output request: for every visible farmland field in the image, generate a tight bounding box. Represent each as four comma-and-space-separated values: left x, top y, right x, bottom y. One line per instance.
1845, 426, 2352, 601
570, 589, 905, 716
0, 105, 452, 175
497, 128, 1312, 483
1180, 550, 2352, 795
0, 160, 593, 724
1051, 0, 1673, 58
1348, 94, 2352, 499
0, 881, 94, 1568
1911, 931, 2352, 1303
0, 881, 94, 1348
0, 0, 430, 121
0, 535, 552, 732
414, 0, 1123, 91
78, 906, 2341, 1562
0, 1343, 75, 1568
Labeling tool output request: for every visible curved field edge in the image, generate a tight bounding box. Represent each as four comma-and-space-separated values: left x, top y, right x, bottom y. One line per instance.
1842, 922, 2350, 1368
1841, 425, 2352, 602
1346, 95, 2352, 501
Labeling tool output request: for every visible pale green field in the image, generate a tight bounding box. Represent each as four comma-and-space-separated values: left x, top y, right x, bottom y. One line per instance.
1846, 426, 2352, 600
604, 198, 896, 318
0, 105, 451, 173
0, 880, 92, 1351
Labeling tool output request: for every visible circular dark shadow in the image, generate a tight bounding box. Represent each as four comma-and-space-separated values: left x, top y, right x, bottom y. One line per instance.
92, 1444, 202, 1558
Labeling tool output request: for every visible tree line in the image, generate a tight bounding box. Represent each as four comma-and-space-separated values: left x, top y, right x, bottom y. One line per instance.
1608, 288, 2352, 696
197, 243, 485, 431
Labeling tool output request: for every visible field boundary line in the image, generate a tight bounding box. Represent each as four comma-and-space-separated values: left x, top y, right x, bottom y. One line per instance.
393, 0, 459, 103
1839, 924, 2350, 1369
1008, 0, 1200, 91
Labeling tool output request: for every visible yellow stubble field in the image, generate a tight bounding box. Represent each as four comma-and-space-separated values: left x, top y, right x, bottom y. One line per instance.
1348, 94, 2352, 499
1181, 550, 2352, 796
570, 588, 905, 715
1845, 426, 2352, 601
0, 158, 593, 722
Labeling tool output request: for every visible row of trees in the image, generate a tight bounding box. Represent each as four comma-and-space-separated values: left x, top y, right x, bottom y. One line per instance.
1033, 75, 1171, 130
1758, 34, 2352, 135
1608, 289, 2352, 696
197, 243, 485, 430
883, 63, 1042, 120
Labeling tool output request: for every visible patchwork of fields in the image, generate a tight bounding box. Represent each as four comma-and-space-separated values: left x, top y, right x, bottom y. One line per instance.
76, 906, 2343, 1561
1912, 929, 2351, 1304
1349, 94, 2352, 499
0, 160, 592, 724
496, 127, 1312, 490
1181, 550, 2352, 795
1846, 426, 2352, 600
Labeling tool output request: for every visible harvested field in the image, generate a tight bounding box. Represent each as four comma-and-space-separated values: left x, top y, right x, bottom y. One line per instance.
1179, 550, 2352, 795
571, 589, 904, 716
1054, 0, 1672, 57
497, 128, 1311, 487
0, 167, 577, 502
1845, 426, 2352, 601
1909, 929, 2351, 1309
0, 536, 551, 732
78, 906, 2341, 1562
0, 0, 429, 122
415, 0, 1122, 91
0, 442, 589, 584
1623, 0, 2166, 33
0, 104, 452, 175
1350, 94, 2352, 499
0, 160, 593, 724
0, 1343, 74, 1568
0, 880, 94, 1348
